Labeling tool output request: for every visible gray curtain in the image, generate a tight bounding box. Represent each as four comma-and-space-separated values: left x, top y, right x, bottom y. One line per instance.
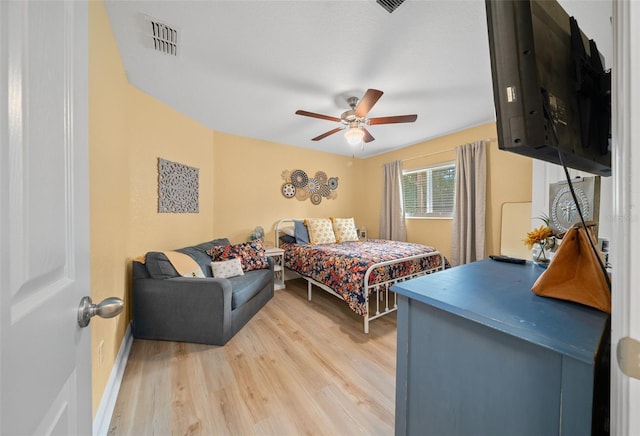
451, 140, 486, 266
379, 160, 407, 241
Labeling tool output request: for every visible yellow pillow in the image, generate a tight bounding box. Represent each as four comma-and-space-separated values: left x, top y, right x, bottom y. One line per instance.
330, 217, 359, 242
304, 218, 337, 244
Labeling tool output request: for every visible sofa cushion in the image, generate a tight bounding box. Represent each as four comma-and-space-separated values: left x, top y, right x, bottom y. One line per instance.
145, 252, 179, 279
227, 268, 272, 309
176, 238, 230, 277
144, 238, 230, 279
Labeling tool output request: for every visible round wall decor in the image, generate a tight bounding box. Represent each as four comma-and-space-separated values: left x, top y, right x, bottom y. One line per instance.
281, 168, 339, 205
281, 182, 296, 198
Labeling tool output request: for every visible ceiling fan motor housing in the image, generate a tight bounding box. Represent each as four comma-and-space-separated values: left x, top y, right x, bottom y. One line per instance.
295, 88, 417, 143
342, 96, 364, 125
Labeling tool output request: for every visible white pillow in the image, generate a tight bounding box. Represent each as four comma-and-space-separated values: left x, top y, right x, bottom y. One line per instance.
211, 258, 244, 278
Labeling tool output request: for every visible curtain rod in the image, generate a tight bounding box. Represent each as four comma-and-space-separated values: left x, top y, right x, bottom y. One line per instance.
401, 137, 496, 163
402, 147, 455, 162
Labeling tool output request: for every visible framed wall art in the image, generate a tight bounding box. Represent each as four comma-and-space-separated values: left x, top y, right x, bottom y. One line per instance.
158, 158, 199, 213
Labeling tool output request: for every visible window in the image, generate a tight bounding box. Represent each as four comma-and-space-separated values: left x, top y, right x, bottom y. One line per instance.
402, 162, 456, 218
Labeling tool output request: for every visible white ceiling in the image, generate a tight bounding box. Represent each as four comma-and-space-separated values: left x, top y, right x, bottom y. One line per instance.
104, 0, 612, 159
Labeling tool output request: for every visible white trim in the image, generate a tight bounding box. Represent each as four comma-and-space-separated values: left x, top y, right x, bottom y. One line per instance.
93, 324, 133, 436
402, 160, 456, 173
611, 0, 640, 434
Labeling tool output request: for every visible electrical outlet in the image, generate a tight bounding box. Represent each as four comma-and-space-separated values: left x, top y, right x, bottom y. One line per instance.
98, 340, 105, 368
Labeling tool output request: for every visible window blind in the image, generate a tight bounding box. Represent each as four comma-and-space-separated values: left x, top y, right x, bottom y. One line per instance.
402, 163, 456, 218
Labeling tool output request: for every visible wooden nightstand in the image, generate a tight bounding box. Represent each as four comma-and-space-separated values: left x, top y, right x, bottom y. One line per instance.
265, 247, 285, 290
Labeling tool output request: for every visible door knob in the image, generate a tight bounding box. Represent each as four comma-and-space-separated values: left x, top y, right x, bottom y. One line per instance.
77, 296, 124, 328
617, 336, 640, 380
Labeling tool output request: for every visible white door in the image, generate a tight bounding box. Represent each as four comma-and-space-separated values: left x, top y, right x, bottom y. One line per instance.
0, 1, 91, 435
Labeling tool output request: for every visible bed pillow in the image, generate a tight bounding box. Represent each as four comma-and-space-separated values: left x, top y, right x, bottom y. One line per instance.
206, 239, 269, 271
294, 219, 310, 244
304, 218, 337, 244
279, 235, 296, 244
211, 258, 244, 278
330, 217, 360, 242
280, 226, 295, 237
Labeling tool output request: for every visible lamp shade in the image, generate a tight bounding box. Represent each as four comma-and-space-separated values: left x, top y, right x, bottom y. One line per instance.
344, 127, 364, 145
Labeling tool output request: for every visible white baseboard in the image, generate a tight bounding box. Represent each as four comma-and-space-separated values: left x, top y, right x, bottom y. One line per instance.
93, 323, 133, 436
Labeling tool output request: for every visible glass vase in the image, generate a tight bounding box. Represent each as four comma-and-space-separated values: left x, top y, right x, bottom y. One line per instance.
531, 240, 553, 266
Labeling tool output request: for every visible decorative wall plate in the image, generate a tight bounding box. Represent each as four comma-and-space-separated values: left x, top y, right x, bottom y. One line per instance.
549, 176, 600, 236
310, 193, 322, 205
307, 178, 320, 193
315, 171, 328, 184
282, 168, 338, 205
295, 187, 309, 201
318, 184, 330, 197
290, 169, 309, 188
281, 182, 296, 198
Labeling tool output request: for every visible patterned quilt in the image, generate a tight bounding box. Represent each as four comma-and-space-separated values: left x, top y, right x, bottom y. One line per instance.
282, 239, 446, 316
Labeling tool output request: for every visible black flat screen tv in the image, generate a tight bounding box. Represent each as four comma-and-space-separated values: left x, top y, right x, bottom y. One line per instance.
485, 0, 611, 177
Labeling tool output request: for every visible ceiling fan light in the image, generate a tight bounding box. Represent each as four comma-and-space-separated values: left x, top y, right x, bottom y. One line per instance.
345, 127, 364, 145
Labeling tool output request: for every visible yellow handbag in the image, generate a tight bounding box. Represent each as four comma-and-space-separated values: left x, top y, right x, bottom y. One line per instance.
531, 225, 611, 313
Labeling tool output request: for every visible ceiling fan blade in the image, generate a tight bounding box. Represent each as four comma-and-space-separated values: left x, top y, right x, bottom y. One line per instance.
368, 114, 418, 125
355, 89, 384, 118
295, 110, 341, 123
312, 127, 343, 141
362, 127, 375, 143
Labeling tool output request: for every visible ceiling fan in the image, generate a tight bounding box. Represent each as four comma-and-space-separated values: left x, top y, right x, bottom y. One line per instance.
295, 89, 418, 145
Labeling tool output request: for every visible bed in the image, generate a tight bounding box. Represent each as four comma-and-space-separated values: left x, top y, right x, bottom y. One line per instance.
275, 218, 447, 333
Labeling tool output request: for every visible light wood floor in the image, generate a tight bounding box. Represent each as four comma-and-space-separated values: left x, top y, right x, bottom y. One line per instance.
108, 278, 397, 435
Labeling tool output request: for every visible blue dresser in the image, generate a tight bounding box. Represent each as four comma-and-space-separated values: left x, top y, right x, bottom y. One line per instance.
392, 259, 610, 436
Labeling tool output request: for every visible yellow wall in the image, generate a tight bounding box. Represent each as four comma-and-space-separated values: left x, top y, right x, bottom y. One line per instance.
212, 132, 364, 245
88, 1, 130, 416
90, 1, 214, 416
126, 87, 214, 254
89, 0, 532, 418
361, 123, 532, 260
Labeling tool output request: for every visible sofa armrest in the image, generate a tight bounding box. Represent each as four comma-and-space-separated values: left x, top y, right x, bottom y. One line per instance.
132, 277, 234, 345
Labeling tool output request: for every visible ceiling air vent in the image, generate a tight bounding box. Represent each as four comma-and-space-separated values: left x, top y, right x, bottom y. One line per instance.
149, 19, 179, 56
377, 0, 406, 13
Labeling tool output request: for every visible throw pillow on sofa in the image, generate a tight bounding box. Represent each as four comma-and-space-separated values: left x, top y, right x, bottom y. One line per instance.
207, 239, 269, 272
211, 257, 244, 278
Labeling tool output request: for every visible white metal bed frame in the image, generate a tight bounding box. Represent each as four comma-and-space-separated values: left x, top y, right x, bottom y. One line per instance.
275, 218, 446, 333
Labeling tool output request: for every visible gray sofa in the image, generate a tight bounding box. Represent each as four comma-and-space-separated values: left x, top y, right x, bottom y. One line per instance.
132, 238, 274, 346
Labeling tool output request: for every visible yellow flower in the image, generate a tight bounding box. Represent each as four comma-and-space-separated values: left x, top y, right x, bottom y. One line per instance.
523, 225, 552, 250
